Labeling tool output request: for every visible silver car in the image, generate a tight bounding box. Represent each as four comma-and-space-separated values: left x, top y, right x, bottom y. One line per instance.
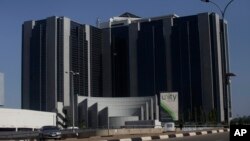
39, 126, 62, 140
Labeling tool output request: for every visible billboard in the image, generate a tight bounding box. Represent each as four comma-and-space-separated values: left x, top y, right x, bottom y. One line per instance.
160, 92, 178, 121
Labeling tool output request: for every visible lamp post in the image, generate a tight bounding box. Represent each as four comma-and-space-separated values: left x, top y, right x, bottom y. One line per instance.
66, 71, 79, 128
201, 0, 234, 19
201, 0, 236, 123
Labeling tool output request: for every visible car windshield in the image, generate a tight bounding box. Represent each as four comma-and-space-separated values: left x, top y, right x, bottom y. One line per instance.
42, 126, 59, 131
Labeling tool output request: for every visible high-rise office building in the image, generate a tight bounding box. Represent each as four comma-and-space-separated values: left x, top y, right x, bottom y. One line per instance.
101, 13, 140, 97
22, 12, 232, 124
0, 72, 4, 106
100, 13, 177, 99
100, 12, 231, 122
22, 16, 102, 112
170, 13, 230, 122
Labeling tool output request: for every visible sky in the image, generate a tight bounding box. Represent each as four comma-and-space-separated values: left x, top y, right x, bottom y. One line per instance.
0, 0, 249, 117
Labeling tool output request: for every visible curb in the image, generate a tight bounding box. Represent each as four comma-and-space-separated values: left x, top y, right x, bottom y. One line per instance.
102, 128, 230, 141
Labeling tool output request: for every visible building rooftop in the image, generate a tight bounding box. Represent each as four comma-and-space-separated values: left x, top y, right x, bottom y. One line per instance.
119, 12, 141, 18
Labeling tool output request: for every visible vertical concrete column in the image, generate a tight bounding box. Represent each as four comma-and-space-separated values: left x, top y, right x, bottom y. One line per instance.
140, 106, 144, 120
85, 25, 91, 97
210, 13, 225, 122
145, 102, 149, 120
62, 17, 71, 107
155, 95, 159, 120
150, 98, 154, 120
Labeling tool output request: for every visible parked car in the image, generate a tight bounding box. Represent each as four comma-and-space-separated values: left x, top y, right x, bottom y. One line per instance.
39, 126, 62, 140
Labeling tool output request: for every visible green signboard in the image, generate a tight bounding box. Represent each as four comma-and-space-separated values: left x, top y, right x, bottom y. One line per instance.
160, 92, 179, 121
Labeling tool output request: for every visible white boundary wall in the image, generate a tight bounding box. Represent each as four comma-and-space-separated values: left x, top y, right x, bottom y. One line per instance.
0, 108, 56, 129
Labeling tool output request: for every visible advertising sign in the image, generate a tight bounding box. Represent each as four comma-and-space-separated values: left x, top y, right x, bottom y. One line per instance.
160, 92, 178, 121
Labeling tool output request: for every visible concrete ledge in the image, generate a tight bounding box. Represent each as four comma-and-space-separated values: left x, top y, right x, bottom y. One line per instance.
100, 128, 229, 141
78, 128, 163, 138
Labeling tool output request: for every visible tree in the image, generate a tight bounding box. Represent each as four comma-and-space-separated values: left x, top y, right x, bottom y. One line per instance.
230, 115, 250, 125
199, 107, 206, 123
79, 120, 87, 129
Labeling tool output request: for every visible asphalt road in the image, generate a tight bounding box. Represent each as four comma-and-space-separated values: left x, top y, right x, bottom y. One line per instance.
155, 132, 229, 141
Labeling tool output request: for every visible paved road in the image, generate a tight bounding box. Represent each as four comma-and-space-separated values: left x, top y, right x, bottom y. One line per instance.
154, 132, 229, 141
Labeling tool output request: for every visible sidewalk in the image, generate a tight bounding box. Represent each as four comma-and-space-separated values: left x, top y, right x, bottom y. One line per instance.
64, 128, 230, 141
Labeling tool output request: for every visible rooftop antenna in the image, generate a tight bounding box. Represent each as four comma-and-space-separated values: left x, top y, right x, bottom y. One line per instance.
96, 17, 101, 28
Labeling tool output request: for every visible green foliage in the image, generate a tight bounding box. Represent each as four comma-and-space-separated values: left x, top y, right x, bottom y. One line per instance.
79, 120, 87, 129
231, 116, 250, 125
206, 109, 217, 123
199, 107, 206, 123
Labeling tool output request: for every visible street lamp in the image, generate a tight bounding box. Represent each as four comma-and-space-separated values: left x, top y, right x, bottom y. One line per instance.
226, 72, 236, 84
65, 71, 79, 128
201, 0, 236, 124
201, 0, 235, 19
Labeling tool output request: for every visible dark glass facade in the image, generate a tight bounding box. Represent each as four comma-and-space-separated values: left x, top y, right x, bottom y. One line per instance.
22, 17, 102, 111
28, 20, 47, 111
22, 13, 231, 123
70, 21, 87, 97
57, 18, 64, 102
171, 16, 203, 121
110, 26, 130, 97
104, 13, 230, 122
137, 20, 167, 97
90, 27, 102, 97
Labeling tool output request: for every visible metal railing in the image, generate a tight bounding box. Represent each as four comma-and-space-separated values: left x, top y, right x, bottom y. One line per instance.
0, 131, 39, 140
